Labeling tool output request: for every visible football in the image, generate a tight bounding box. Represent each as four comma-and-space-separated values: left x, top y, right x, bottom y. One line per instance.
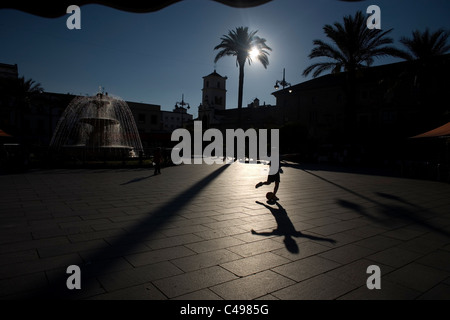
266, 192, 275, 200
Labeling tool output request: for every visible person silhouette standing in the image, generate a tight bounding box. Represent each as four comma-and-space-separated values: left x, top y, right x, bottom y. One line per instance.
153, 147, 162, 175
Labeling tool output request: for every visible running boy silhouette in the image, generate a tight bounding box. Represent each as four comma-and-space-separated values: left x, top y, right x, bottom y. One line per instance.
255, 160, 280, 200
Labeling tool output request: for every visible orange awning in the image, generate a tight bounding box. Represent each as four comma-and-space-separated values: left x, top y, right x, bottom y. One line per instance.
0, 129, 12, 138
411, 122, 450, 138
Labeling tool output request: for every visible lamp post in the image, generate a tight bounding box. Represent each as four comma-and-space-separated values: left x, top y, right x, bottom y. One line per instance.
174, 94, 190, 128
274, 68, 291, 91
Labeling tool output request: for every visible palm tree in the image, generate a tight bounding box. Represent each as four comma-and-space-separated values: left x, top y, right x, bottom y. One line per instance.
397, 28, 450, 61
302, 11, 401, 138
0, 76, 43, 137
303, 11, 400, 78
214, 26, 271, 126
395, 29, 450, 126
15, 76, 43, 100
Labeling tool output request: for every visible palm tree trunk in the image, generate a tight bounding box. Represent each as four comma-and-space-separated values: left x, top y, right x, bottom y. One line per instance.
238, 62, 245, 128
344, 69, 357, 142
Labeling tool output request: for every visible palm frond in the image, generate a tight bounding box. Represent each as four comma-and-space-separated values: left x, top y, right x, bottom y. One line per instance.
214, 26, 271, 68
303, 10, 398, 77
303, 62, 340, 78
399, 28, 450, 60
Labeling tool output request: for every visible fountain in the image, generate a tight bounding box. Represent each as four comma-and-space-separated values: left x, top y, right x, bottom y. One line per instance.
50, 92, 143, 160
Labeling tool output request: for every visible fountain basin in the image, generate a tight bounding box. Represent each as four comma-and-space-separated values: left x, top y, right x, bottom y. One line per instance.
50, 93, 143, 161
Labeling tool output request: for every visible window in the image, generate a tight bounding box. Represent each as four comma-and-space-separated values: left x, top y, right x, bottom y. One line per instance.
37, 119, 45, 134
309, 110, 317, 123
151, 115, 158, 124
381, 110, 395, 124
138, 114, 145, 123
24, 119, 31, 134
361, 91, 368, 100
358, 114, 370, 127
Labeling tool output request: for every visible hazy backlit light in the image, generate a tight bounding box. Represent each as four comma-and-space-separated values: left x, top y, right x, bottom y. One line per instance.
249, 47, 260, 59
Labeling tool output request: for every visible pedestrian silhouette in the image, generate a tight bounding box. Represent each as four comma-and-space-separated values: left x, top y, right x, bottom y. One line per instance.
252, 201, 336, 253
153, 147, 162, 175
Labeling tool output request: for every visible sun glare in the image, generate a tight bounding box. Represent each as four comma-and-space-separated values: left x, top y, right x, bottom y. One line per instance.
249, 47, 260, 59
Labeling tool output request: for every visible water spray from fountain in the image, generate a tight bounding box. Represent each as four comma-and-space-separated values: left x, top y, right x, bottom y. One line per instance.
50, 88, 143, 160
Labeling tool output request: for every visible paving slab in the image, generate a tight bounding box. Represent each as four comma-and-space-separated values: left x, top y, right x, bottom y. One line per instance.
210, 270, 295, 300
272, 255, 341, 282
272, 274, 358, 300
220, 252, 291, 277
153, 266, 237, 298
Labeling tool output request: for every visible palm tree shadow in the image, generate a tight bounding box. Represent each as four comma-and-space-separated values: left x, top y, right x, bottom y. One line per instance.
28, 164, 231, 299
252, 201, 336, 253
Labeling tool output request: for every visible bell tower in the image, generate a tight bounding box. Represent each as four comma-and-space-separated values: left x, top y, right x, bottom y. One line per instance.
198, 70, 227, 129
202, 70, 227, 111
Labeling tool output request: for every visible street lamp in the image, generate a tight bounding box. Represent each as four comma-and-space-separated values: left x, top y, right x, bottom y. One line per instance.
175, 94, 190, 110
174, 94, 190, 128
274, 68, 291, 91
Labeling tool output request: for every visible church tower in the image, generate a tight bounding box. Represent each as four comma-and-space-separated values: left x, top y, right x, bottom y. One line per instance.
202, 70, 227, 110
198, 70, 227, 129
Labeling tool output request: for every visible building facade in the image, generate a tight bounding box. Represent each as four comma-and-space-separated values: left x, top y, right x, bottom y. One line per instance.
272, 54, 450, 163
0, 63, 18, 79
161, 106, 193, 132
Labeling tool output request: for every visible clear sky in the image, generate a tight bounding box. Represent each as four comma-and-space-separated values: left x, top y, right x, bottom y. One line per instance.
1, 0, 449, 119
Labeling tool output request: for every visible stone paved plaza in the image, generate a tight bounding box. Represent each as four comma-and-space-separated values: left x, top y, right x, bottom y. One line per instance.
1, 160, 450, 300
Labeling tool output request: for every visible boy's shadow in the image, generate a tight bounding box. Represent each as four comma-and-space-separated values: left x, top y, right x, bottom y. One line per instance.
252, 201, 336, 253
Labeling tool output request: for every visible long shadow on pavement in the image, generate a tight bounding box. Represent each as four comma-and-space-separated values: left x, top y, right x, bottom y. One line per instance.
300, 169, 450, 238
280, 160, 400, 178
251, 201, 336, 253
120, 174, 155, 185
28, 163, 231, 299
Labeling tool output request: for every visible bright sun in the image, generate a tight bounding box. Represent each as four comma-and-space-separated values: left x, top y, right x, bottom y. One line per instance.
249, 47, 260, 59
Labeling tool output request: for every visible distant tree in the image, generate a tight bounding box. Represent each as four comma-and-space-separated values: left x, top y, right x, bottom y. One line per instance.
214, 26, 271, 126
0, 76, 43, 136
397, 28, 450, 61
0, 76, 43, 105
16, 77, 43, 100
